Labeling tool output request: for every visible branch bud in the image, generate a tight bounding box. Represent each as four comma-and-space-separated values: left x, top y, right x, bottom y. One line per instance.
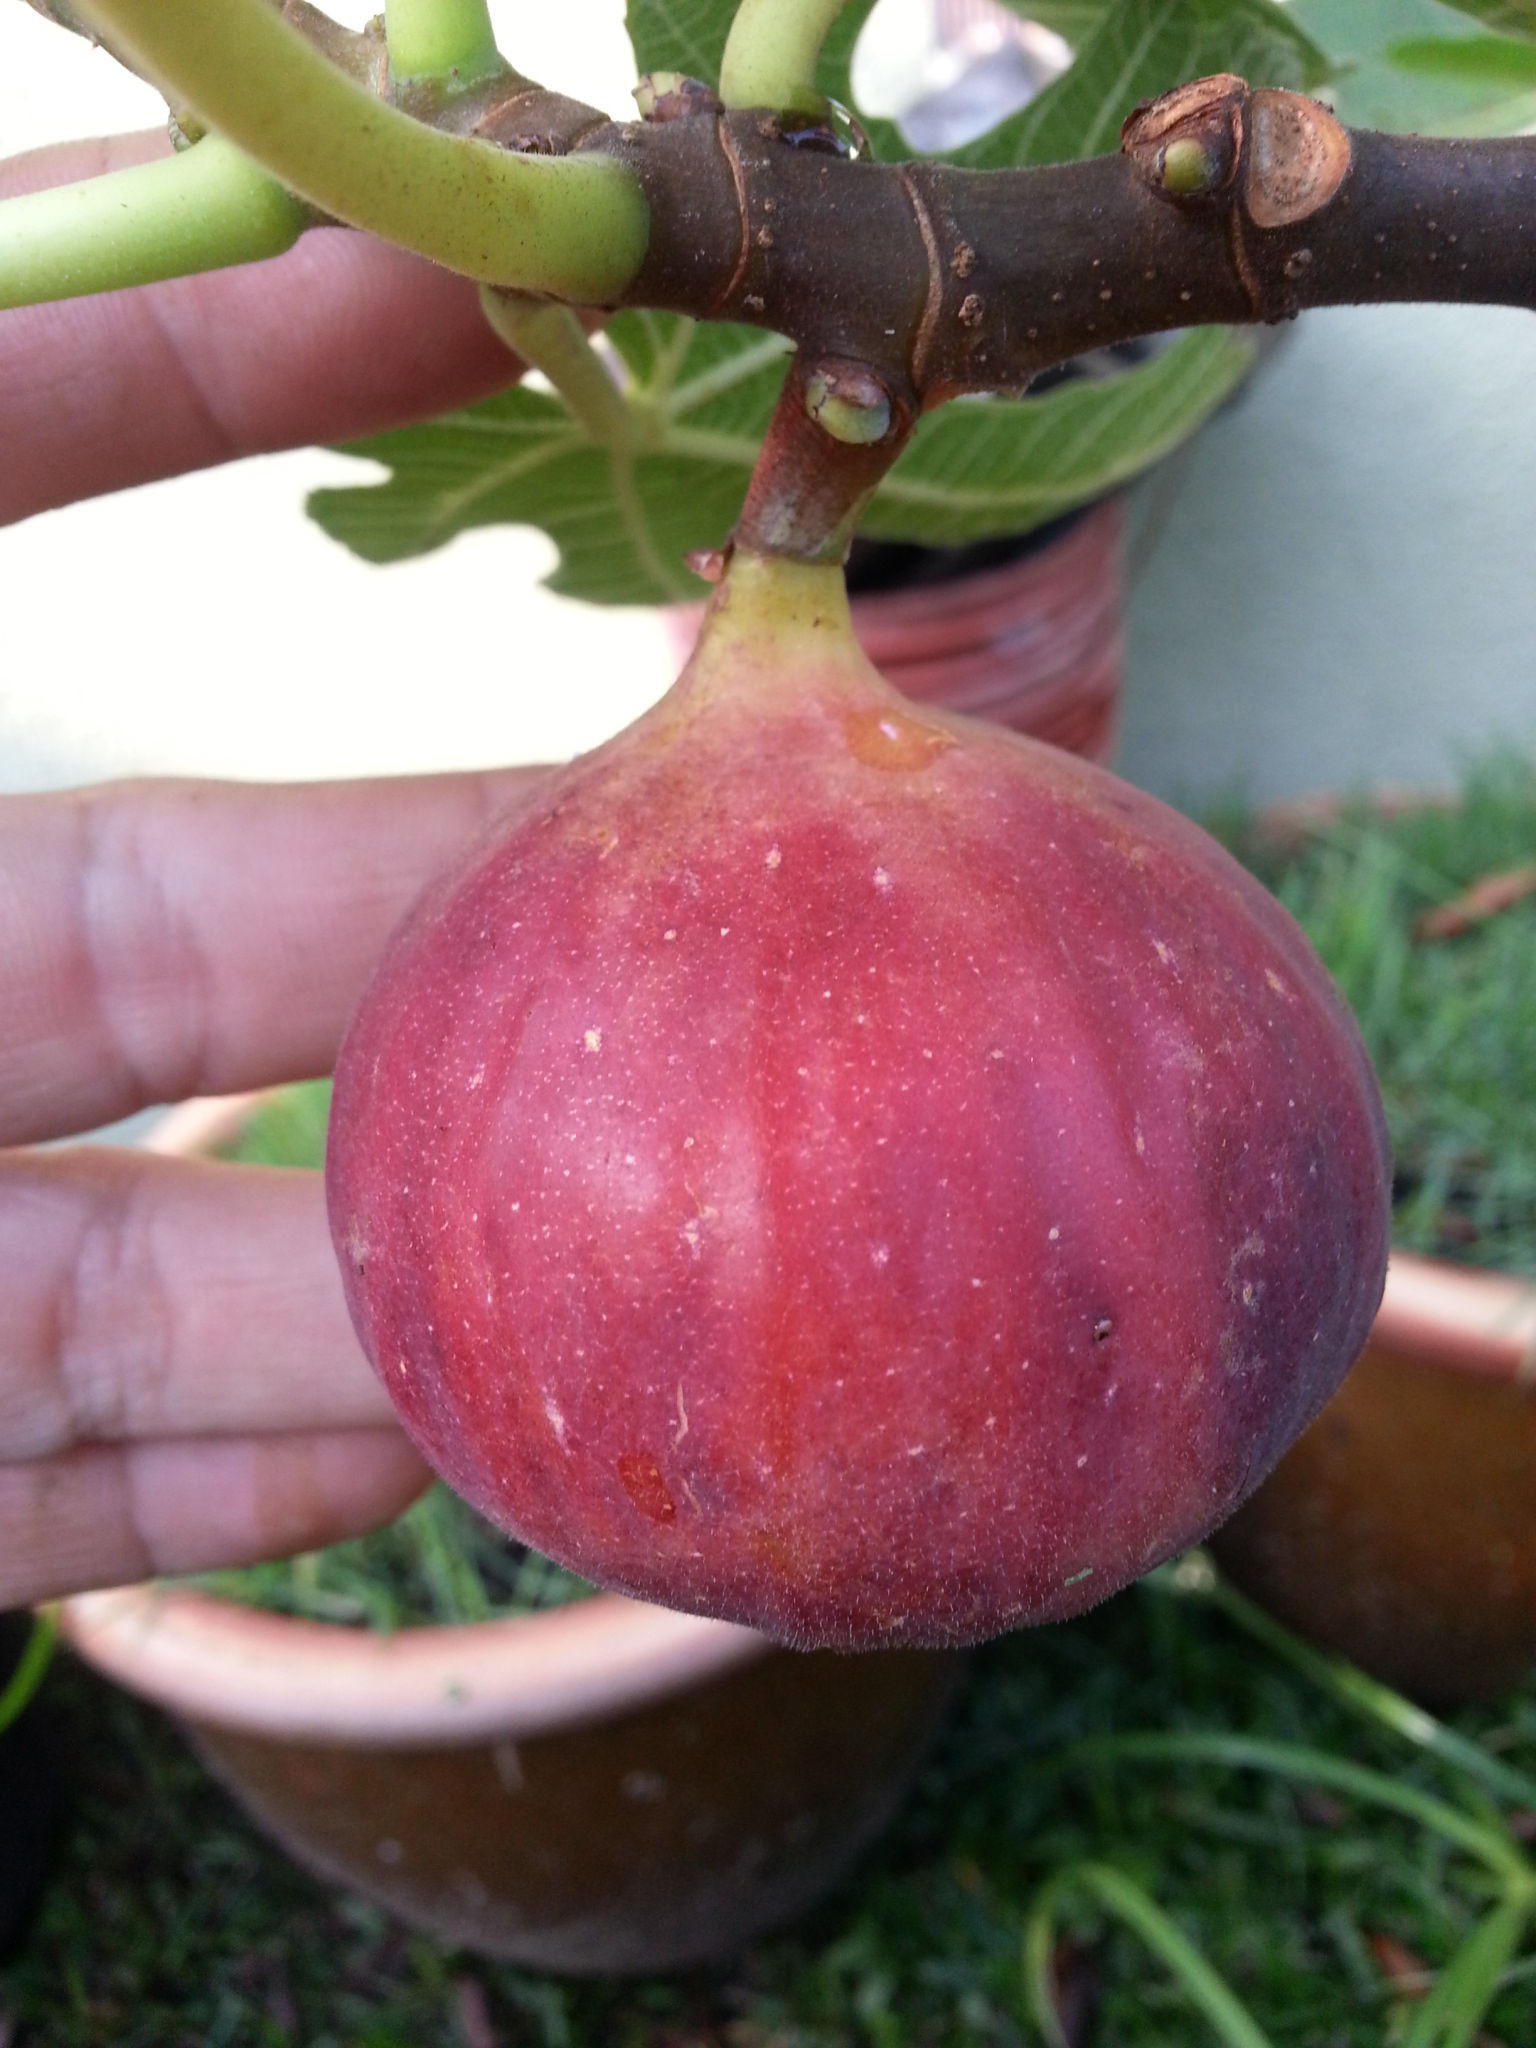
1121, 74, 1245, 201
804, 363, 893, 445
633, 73, 721, 122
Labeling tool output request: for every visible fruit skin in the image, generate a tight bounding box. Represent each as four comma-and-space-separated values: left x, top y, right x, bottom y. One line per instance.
327, 555, 1390, 1651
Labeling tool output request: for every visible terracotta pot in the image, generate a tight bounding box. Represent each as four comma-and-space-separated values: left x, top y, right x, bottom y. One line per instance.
60, 1093, 966, 1974
669, 500, 1124, 761
61, 1583, 960, 1972
1211, 1249, 1536, 1706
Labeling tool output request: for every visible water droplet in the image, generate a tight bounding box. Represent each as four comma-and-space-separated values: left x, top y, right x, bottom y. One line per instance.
774, 95, 867, 159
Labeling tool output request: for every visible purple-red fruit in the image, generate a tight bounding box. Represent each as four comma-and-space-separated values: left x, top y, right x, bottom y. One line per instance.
327, 554, 1390, 1650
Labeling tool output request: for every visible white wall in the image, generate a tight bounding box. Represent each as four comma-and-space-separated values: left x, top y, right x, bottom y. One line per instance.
1118, 303, 1536, 808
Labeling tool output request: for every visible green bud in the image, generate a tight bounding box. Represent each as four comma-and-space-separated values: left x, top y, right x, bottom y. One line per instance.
804, 368, 891, 446
1161, 137, 1214, 195
632, 73, 681, 119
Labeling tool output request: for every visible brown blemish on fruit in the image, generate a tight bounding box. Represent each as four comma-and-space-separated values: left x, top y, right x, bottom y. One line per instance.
618, 1451, 677, 1522
1245, 90, 1350, 229
844, 707, 956, 772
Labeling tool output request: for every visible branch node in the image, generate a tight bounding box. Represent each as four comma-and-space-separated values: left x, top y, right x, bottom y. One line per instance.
1246, 91, 1351, 229
1121, 74, 1245, 201
804, 362, 893, 445
735, 353, 914, 563
634, 74, 722, 122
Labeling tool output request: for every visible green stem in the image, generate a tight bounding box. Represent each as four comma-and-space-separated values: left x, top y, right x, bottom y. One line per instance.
718, 0, 848, 110
1025, 1863, 1274, 2048
1150, 1557, 1536, 1813
478, 289, 654, 452
0, 1610, 58, 1736
1399, 1893, 1535, 2048
384, 0, 501, 85
75, 0, 648, 303
1078, 1733, 1532, 1883
0, 136, 309, 311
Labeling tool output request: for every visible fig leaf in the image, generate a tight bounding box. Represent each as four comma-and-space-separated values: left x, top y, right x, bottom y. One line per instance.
308, 319, 1253, 602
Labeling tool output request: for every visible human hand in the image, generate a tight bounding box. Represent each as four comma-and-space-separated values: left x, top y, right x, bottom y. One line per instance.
1, 133, 547, 1605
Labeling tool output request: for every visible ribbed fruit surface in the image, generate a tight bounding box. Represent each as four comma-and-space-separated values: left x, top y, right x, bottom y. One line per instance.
327, 557, 1389, 1649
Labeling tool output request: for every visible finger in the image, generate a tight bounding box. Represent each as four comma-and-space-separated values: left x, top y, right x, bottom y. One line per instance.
1, 132, 522, 525
0, 1149, 397, 1461
0, 1428, 429, 1607
0, 766, 548, 1146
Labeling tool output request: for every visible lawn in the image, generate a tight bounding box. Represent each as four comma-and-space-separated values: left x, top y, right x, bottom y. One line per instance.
4, 1565, 1535, 2046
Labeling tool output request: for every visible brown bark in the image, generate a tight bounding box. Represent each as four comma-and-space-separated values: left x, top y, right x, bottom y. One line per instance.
359, 60, 1536, 403
577, 75, 1534, 555
594, 82, 1536, 401
72, 2, 1530, 560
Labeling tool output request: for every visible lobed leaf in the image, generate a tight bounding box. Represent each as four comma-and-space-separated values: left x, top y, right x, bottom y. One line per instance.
1388, 29, 1536, 74
309, 313, 784, 603
625, 0, 737, 90
1436, 0, 1536, 42
861, 326, 1254, 544
310, 317, 1252, 599
946, 0, 1331, 170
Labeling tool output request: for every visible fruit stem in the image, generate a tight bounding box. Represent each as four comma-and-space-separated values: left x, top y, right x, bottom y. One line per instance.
73, 0, 649, 304
685, 545, 862, 697
719, 0, 848, 110
0, 135, 310, 311
384, 0, 501, 87
478, 290, 655, 453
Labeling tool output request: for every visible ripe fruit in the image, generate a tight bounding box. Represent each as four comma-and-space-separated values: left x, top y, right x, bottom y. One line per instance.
327, 551, 1390, 1650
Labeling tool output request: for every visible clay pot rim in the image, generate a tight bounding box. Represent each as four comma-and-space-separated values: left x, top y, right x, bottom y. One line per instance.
1374, 1249, 1536, 1385
57, 1582, 770, 1751
60, 1089, 771, 1751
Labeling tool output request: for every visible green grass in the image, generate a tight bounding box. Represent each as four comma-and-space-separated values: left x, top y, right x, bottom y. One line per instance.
1214, 755, 1536, 1276
184, 1483, 593, 1629
4, 1572, 1535, 2045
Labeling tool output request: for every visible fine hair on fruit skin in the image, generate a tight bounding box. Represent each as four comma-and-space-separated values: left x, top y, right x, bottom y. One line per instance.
327, 550, 1391, 1653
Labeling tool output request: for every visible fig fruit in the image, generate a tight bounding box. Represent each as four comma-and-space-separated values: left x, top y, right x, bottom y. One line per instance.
327, 551, 1390, 1650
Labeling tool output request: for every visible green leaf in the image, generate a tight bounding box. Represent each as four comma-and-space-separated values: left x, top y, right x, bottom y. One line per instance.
1388, 28, 1536, 72
0, 1609, 57, 1736
1435, 0, 1536, 43
997, 0, 1114, 47
1079, 1731, 1531, 1880
1026, 1862, 1276, 2048
311, 317, 1251, 598
1290, 0, 1536, 129
1398, 1893, 1536, 2048
625, 0, 737, 89
862, 326, 1255, 544
1154, 1556, 1536, 1813
948, 0, 1330, 170
629, 0, 1327, 167
310, 312, 789, 604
